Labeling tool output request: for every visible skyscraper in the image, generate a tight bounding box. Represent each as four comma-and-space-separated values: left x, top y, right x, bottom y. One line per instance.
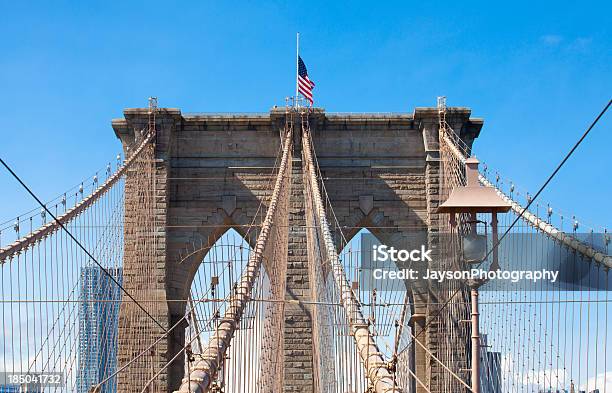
480, 334, 502, 393
77, 266, 123, 393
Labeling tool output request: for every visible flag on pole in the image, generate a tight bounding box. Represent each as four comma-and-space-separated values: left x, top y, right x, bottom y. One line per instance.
297, 56, 315, 105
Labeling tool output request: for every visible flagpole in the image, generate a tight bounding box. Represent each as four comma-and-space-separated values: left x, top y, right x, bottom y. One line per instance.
295, 32, 299, 108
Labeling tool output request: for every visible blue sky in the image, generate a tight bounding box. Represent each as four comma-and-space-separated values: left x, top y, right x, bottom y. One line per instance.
0, 0, 610, 228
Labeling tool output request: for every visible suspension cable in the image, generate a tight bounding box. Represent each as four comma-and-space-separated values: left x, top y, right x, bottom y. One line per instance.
0, 133, 168, 333
410, 97, 611, 364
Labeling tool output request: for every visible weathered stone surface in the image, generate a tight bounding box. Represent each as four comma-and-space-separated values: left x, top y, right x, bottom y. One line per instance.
222, 194, 237, 216
359, 195, 374, 215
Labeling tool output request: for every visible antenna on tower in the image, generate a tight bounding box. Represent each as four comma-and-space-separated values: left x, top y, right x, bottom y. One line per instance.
437, 96, 447, 114
437, 96, 447, 131
148, 97, 158, 134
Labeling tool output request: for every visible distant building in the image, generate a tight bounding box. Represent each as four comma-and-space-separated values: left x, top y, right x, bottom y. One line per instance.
480, 334, 501, 393
76, 266, 123, 393
0, 385, 42, 393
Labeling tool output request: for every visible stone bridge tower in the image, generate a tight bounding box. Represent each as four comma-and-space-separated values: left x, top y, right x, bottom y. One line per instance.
112, 106, 482, 392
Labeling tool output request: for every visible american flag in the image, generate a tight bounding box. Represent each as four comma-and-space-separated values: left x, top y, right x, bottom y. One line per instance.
298, 56, 315, 105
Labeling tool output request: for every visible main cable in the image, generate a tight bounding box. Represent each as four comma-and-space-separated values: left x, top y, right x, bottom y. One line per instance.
0, 154, 168, 334
409, 97, 611, 356
475, 98, 611, 271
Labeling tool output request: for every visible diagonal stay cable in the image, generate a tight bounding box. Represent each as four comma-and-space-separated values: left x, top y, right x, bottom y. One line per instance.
406, 97, 611, 356
0, 153, 168, 334
474, 98, 610, 271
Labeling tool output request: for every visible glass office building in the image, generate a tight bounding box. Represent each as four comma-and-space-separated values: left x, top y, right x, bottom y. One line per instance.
76, 266, 123, 393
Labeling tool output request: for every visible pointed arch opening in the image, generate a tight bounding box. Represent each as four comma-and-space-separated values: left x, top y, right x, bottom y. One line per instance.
182, 227, 282, 392
185, 228, 253, 348
338, 228, 414, 361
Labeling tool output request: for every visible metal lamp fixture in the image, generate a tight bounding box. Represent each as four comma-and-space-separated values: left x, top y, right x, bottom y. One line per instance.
438, 157, 511, 216
437, 156, 510, 393
438, 156, 512, 271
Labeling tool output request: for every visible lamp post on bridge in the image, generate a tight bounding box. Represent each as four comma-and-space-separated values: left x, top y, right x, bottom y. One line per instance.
438, 156, 511, 393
